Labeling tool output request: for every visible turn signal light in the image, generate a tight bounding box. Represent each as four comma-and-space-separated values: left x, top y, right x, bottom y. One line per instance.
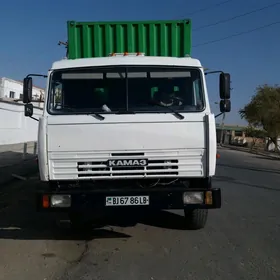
42, 195, 50, 208
205, 191, 213, 205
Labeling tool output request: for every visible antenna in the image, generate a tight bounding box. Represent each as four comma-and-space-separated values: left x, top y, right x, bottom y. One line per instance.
58, 41, 68, 47
58, 41, 68, 57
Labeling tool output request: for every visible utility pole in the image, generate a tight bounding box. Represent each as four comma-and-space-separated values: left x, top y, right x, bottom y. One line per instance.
213, 101, 226, 144
219, 112, 226, 145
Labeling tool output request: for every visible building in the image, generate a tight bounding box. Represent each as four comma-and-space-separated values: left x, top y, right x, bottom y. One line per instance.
216, 124, 246, 144
0, 77, 45, 101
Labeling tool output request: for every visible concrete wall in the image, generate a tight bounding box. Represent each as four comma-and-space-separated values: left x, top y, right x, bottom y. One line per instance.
0, 101, 43, 145
0, 77, 45, 100
2, 99, 45, 109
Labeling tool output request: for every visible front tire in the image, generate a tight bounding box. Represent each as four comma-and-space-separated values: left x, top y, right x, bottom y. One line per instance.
184, 208, 208, 230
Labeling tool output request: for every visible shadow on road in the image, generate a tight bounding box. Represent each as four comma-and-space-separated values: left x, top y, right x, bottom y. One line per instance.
217, 162, 280, 175
0, 181, 132, 241
136, 210, 186, 230
0, 210, 187, 241
0, 186, 187, 241
0, 152, 38, 186
0, 209, 132, 241
107, 209, 186, 230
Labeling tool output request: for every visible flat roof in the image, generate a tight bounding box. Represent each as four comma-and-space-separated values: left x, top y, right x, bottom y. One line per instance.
1, 77, 45, 91
216, 124, 246, 132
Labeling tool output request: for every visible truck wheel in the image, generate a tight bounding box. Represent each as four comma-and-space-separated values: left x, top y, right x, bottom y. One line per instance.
184, 208, 208, 230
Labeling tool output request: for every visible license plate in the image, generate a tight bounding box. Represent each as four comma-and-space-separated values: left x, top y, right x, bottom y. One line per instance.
105, 196, 149, 206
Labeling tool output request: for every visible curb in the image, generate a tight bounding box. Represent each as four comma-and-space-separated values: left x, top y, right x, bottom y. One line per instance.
220, 144, 280, 159
0, 157, 39, 186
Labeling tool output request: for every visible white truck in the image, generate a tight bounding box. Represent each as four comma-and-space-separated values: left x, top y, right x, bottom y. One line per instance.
22, 21, 231, 230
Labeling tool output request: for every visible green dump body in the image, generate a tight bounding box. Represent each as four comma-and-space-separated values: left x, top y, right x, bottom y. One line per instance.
67, 19, 191, 59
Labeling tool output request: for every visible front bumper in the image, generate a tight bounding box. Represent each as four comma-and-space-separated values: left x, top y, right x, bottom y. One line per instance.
36, 187, 221, 212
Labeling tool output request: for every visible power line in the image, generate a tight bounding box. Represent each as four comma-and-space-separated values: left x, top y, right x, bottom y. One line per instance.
193, 20, 280, 47
186, 0, 234, 16
194, 2, 280, 31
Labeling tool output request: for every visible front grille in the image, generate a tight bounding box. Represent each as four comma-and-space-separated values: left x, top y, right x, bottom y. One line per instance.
77, 158, 179, 178
49, 149, 204, 180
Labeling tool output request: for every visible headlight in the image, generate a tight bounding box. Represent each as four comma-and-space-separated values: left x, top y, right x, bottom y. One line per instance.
50, 195, 71, 208
183, 192, 203, 204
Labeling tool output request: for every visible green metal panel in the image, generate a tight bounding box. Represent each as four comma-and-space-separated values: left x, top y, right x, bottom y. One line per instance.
67, 19, 191, 59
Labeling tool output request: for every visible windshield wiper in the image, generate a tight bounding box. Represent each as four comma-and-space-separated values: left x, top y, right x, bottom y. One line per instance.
148, 101, 185, 120
88, 112, 105, 121
55, 106, 105, 120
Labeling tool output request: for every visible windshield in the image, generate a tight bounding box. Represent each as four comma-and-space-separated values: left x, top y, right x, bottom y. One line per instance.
47, 66, 205, 115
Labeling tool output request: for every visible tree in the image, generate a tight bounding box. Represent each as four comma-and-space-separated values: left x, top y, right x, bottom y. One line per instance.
239, 84, 280, 151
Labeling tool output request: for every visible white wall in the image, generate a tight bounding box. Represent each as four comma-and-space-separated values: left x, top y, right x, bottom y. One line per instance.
0, 101, 43, 145
0, 77, 45, 100
265, 138, 280, 151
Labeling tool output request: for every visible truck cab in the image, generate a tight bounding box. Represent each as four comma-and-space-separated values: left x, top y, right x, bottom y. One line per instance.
22, 20, 231, 230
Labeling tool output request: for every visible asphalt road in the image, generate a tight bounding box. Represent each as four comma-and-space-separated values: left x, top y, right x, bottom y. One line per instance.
0, 148, 279, 280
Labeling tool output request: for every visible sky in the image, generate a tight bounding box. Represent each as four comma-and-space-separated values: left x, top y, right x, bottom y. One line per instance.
0, 0, 279, 125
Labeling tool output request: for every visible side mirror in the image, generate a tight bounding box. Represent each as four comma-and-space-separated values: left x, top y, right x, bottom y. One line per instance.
219, 73, 230, 99
24, 103, 34, 117
220, 99, 231, 113
23, 77, 33, 103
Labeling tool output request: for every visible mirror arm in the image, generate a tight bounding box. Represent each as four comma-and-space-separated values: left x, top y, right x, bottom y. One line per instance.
205, 70, 224, 76
215, 112, 224, 118
29, 116, 39, 122
26, 74, 48, 79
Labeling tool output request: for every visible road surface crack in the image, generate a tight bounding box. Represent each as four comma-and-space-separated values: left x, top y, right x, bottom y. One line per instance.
68, 240, 89, 265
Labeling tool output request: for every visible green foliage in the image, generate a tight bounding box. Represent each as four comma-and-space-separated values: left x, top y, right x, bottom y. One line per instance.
245, 126, 267, 139
239, 84, 280, 144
